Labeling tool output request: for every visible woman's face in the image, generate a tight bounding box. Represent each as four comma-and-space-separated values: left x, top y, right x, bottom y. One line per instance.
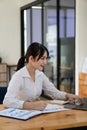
32, 51, 48, 71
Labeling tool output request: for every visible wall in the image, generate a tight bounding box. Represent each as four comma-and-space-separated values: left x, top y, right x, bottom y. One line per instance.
0, 0, 20, 64
75, 0, 87, 94
0, 0, 36, 64
19, 0, 35, 7
76, 0, 87, 72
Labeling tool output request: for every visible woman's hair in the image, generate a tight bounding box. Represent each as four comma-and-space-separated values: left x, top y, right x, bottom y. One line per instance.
16, 42, 49, 71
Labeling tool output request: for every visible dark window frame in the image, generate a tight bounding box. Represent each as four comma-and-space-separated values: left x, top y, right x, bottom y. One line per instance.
20, 0, 75, 92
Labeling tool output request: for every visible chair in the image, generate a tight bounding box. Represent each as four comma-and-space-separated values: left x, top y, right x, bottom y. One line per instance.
0, 87, 7, 104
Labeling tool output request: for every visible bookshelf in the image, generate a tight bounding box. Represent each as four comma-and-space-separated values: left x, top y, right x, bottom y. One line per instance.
7, 64, 17, 80
0, 63, 8, 87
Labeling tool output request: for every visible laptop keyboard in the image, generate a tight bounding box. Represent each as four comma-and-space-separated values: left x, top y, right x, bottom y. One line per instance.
82, 97, 87, 104
64, 97, 87, 110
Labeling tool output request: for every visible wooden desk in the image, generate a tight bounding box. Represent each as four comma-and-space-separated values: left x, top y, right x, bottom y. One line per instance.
0, 104, 87, 130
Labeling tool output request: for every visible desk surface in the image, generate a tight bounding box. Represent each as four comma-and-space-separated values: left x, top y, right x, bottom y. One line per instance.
0, 103, 87, 130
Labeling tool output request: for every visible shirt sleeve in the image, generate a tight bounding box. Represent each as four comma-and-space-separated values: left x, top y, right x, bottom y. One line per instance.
42, 73, 67, 100
3, 74, 24, 109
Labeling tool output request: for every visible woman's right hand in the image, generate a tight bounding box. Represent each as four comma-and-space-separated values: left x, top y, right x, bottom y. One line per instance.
23, 100, 47, 110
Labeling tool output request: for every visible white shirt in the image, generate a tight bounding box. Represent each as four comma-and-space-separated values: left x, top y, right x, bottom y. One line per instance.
3, 66, 67, 109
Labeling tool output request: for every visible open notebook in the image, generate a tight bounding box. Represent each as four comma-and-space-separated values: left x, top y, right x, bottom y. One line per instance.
0, 104, 69, 120
64, 97, 87, 111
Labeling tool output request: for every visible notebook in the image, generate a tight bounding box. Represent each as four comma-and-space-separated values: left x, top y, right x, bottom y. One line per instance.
64, 97, 87, 110
0, 104, 69, 120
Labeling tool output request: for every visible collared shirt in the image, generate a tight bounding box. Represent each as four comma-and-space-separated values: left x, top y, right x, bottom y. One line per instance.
3, 66, 67, 109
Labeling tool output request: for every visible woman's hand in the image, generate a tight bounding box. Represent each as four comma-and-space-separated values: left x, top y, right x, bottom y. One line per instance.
23, 100, 47, 110
66, 93, 84, 104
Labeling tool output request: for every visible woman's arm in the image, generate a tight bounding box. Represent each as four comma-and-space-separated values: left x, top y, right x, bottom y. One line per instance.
42, 73, 67, 100
3, 75, 24, 109
42, 73, 83, 103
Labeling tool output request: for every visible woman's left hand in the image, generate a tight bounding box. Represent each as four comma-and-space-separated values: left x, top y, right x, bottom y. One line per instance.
66, 93, 84, 105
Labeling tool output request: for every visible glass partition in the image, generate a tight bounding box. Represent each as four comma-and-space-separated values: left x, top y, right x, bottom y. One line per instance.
32, 5, 42, 43
24, 9, 31, 53
21, 0, 75, 93
59, 0, 75, 93
43, 0, 57, 86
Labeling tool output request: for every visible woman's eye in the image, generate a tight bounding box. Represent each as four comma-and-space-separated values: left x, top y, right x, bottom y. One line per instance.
41, 57, 45, 60
41, 57, 47, 60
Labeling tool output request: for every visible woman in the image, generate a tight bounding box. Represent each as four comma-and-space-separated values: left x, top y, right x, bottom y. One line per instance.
3, 42, 82, 110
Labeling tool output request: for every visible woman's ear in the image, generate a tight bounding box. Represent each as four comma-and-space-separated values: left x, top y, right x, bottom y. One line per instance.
29, 56, 34, 62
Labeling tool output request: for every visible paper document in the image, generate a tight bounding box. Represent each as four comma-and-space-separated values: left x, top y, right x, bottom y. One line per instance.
0, 108, 42, 120
51, 100, 69, 104
42, 103, 69, 113
0, 104, 69, 120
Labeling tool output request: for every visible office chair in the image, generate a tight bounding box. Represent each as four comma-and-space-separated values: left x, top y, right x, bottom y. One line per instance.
0, 87, 7, 104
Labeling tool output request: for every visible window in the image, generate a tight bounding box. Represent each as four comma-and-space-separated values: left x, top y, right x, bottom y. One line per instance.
21, 0, 75, 93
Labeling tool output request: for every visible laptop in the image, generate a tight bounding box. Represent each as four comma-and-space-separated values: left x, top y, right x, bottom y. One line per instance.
64, 97, 87, 110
